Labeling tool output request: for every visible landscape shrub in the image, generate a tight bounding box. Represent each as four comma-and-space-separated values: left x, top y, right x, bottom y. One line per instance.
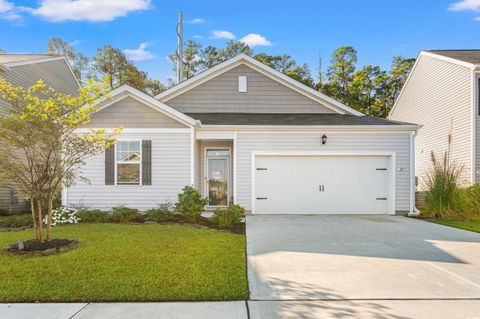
210, 204, 245, 228
175, 186, 209, 223
0, 214, 33, 229
43, 207, 80, 226
424, 133, 463, 219
0, 209, 10, 216
111, 206, 144, 223
145, 208, 177, 223
77, 209, 111, 223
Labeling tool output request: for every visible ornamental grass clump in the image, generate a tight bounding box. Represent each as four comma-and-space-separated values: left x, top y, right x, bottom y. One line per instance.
424, 133, 463, 219
211, 205, 245, 229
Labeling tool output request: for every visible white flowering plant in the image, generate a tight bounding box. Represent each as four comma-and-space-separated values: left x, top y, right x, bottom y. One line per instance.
43, 207, 81, 227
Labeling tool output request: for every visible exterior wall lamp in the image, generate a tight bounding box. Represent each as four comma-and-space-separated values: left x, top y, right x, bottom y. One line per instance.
321, 134, 328, 145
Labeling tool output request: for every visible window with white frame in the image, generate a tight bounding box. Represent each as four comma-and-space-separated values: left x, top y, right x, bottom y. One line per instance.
116, 140, 141, 185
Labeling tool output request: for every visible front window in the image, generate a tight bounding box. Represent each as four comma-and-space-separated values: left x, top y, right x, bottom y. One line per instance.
116, 140, 141, 185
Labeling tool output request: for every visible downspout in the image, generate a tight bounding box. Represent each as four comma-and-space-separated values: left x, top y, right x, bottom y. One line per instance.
408, 130, 420, 216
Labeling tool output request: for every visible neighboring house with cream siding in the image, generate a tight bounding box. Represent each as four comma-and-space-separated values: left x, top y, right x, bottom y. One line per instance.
66, 54, 419, 215
389, 50, 480, 190
0, 54, 79, 213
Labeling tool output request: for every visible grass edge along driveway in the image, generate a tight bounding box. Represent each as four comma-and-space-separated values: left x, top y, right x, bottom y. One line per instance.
430, 219, 480, 234
0, 223, 248, 302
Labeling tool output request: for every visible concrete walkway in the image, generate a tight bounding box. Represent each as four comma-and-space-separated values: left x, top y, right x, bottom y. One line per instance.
0, 302, 248, 319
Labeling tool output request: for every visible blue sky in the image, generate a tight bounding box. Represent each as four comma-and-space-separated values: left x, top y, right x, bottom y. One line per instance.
1, 0, 480, 82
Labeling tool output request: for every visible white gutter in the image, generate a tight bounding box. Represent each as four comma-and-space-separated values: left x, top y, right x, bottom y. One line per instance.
198, 124, 421, 132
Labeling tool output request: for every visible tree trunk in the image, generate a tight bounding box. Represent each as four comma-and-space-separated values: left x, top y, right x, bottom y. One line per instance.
46, 197, 53, 241
37, 199, 44, 243
30, 200, 38, 241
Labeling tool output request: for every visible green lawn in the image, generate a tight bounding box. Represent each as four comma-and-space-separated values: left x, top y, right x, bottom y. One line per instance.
431, 220, 480, 233
0, 223, 248, 302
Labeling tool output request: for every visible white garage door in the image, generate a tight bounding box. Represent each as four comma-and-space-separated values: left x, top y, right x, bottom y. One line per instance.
254, 155, 392, 214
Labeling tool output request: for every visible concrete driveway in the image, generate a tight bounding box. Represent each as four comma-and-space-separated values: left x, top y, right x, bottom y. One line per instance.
246, 215, 480, 317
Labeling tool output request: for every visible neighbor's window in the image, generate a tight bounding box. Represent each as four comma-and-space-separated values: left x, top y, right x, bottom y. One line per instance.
116, 140, 141, 185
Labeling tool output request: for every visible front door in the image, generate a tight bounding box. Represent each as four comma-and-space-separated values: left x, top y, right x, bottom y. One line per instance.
206, 149, 230, 206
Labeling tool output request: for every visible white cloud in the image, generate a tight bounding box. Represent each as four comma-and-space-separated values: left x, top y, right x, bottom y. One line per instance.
210, 30, 236, 40
240, 33, 272, 47
28, 0, 151, 22
123, 42, 154, 61
449, 0, 480, 11
0, 0, 21, 21
187, 18, 206, 24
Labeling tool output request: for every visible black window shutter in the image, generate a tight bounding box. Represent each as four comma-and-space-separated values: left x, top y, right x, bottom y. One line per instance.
105, 144, 115, 185
142, 140, 152, 185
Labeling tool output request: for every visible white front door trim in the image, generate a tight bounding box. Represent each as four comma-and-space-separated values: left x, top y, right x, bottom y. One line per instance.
250, 150, 397, 215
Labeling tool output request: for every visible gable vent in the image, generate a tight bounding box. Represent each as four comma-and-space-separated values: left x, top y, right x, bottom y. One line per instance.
238, 75, 247, 92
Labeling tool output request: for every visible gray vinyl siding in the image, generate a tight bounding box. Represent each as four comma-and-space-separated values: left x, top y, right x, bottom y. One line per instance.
85, 96, 188, 128
65, 131, 191, 210
165, 64, 336, 114
476, 74, 480, 181
1, 59, 78, 95
235, 131, 412, 214
389, 54, 473, 189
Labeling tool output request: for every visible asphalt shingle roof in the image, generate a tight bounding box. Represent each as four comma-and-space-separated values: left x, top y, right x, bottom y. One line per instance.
185, 113, 412, 126
427, 50, 480, 65
0, 54, 58, 64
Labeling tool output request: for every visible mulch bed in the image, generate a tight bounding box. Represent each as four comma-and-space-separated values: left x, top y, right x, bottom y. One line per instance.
3, 238, 80, 256
193, 216, 245, 234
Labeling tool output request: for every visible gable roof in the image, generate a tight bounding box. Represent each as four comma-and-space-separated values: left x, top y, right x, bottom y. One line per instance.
186, 112, 416, 127
0, 54, 80, 88
388, 50, 478, 118
155, 54, 364, 116
94, 85, 198, 127
425, 50, 480, 66
0, 54, 58, 64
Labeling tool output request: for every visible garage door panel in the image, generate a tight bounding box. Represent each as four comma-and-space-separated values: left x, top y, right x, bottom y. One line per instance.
255, 155, 391, 214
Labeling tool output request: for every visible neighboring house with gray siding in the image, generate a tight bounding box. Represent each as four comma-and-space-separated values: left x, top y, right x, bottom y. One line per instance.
0, 54, 79, 213
65, 54, 419, 215
389, 50, 480, 190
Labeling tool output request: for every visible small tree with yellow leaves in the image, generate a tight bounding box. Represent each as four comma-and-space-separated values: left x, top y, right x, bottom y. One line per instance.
0, 78, 121, 242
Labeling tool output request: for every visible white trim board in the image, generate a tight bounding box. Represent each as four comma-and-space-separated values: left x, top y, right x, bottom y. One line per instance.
75, 128, 192, 134
250, 150, 397, 215
198, 125, 421, 132
155, 54, 364, 116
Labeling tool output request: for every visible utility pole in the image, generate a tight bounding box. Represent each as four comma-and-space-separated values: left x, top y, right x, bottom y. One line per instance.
176, 11, 184, 83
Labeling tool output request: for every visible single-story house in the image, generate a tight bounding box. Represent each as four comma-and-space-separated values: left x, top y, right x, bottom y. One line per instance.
64, 54, 420, 215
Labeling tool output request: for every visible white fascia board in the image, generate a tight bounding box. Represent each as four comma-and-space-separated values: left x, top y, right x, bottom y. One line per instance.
94, 85, 198, 127
156, 54, 364, 116
198, 124, 421, 132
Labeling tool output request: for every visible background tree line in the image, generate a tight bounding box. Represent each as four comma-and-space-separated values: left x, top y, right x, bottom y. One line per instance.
37, 38, 414, 118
